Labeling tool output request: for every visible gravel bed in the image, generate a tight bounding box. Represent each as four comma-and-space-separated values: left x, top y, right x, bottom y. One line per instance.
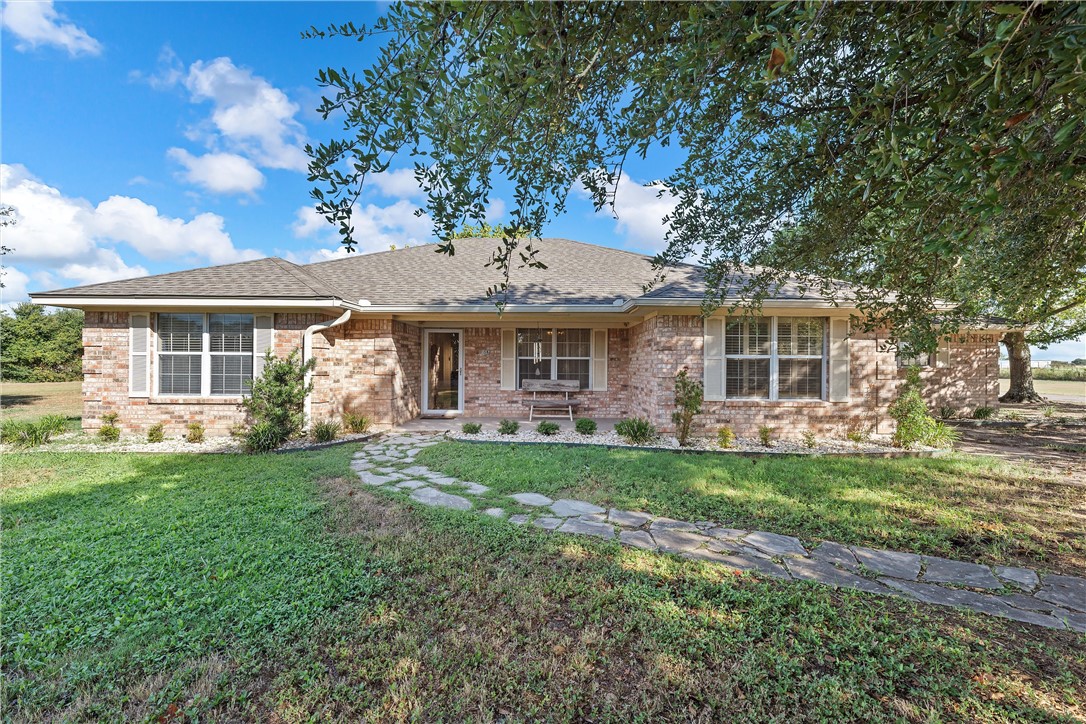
2, 431, 375, 454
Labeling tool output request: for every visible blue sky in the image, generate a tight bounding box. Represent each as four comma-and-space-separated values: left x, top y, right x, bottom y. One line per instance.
2, 1, 1083, 361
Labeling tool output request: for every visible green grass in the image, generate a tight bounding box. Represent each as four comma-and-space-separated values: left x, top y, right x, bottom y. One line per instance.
3, 447, 1084, 720
417, 441, 1086, 574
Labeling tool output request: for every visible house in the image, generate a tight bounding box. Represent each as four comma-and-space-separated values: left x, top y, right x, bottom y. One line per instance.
29, 238, 1004, 438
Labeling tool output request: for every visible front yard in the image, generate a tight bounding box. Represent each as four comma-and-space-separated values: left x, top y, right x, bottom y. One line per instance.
3, 445, 1085, 720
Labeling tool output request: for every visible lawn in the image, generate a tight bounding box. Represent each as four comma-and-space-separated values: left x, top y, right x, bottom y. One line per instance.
417, 441, 1086, 576
3, 447, 1084, 721
1, 380, 82, 429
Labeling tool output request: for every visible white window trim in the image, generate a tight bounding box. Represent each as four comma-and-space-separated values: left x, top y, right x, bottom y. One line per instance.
710, 316, 829, 402
155, 312, 256, 398
515, 328, 593, 390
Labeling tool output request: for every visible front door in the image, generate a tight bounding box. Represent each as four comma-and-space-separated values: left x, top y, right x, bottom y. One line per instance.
423, 330, 463, 415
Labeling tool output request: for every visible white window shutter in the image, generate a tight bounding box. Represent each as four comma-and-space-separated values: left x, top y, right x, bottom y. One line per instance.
129, 313, 150, 397
828, 318, 850, 401
253, 314, 274, 379
591, 329, 608, 391
500, 329, 516, 390
703, 318, 724, 400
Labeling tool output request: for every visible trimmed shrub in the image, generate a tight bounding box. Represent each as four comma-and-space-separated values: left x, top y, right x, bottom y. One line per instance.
98, 412, 120, 442
671, 367, 703, 447
972, 406, 995, 420
461, 422, 482, 434
243, 349, 314, 441
536, 420, 560, 436
146, 423, 165, 443
758, 425, 774, 447
717, 426, 735, 449
889, 366, 957, 449
802, 430, 817, 449
615, 417, 656, 445
311, 419, 341, 443
246, 421, 288, 453
342, 411, 371, 434
186, 421, 205, 444
574, 418, 597, 435
497, 419, 519, 435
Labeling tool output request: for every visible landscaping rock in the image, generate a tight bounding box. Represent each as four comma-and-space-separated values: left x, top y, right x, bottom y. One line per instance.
652, 528, 708, 553
785, 558, 891, 595
1035, 575, 1086, 612
424, 474, 460, 486
706, 527, 748, 542
558, 518, 615, 540
533, 516, 565, 531
508, 514, 530, 525
483, 508, 506, 518
993, 565, 1040, 591
1052, 609, 1086, 634
650, 517, 702, 534
395, 479, 428, 490
510, 493, 553, 507
714, 552, 790, 580
851, 547, 921, 580
921, 556, 1003, 590
458, 482, 490, 495
400, 465, 433, 477
608, 509, 655, 528
743, 531, 807, 558
619, 530, 657, 550
550, 499, 606, 517
356, 471, 402, 486
410, 487, 473, 511
810, 541, 860, 570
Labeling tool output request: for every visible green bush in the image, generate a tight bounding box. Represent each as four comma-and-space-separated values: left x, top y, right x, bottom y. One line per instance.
342, 411, 371, 434
802, 430, 817, 449
671, 367, 703, 447
461, 422, 482, 434
245, 421, 289, 453
536, 420, 560, 436
230, 423, 248, 439
1, 416, 67, 447
243, 348, 314, 442
716, 426, 735, 449
845, 422, 868, 443
972, 406, 995, 420
758, 425, 774, 447
186, 421, 205, 444
938, 405, 956, 420
311, 419, 341, 443
574, 418, 597, 435
497, 419, 519, 435
146, 423, 165, 443
615, 417, 656, 445
889, 366, 955, 449
98, 413, 120, 442
927, 421, 961, 448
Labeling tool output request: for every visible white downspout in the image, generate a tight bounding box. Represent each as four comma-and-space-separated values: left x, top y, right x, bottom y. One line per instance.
302, 307, 353, 426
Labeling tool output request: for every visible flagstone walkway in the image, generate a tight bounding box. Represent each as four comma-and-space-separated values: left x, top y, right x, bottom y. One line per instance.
351, 433, 1086, 634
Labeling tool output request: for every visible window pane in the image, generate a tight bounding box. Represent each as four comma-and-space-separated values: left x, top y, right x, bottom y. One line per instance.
556, 328, 590, 358
725, 317, 770, 355
516, 328, 552, 359
159, 354, 201, 394
210, 314, 253, 353
557, 359, 590, 389
517, 358, 551, 387
158, 313, 203, 352
210, 354, 253, 395
779, 317, 824, 356
779, 359, 823, 399
725, 359, 770, 398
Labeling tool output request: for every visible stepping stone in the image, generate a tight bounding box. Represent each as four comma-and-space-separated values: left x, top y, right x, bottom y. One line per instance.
425, 475, 460, 486
922, 557, 1003, 590
851, 547, 921, 580
695, 521, 718, 530
458, 482, 489, 495
619, 530, 657, 550
356, 471, 402, 486
558, 518, 616, 540
743, 531, 807, 558
1000, 593, 1061, 613
810, 541, 860, 571
785, 558, 891, 595
409, 487, 472, 511
650, 517, 701, 534
400, 466, 433, 477
1052, 609, 1086, 634
550, 499, 606, 517
1035, 575, 1086, 612
508, 514, 530, 525
483, 507, 506, 518
369, 454, 401, 463
609, 509, 655, 528
652, 528, 708, 553
533, 516, 564, 531
706, 527, 748, 542
713, 552, 791, 580
395, 479, 428, 490
994, 565, 1039, 591
510, 493, 552, 507
878, 578, 1064, 628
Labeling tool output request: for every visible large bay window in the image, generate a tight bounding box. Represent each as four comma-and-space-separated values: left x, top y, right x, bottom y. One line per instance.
516, 328, 591, 389
158, 313, 255, 396
708, 316, 827, 400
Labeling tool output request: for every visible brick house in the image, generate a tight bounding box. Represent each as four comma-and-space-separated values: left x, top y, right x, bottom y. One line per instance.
30, 238, 1005, 438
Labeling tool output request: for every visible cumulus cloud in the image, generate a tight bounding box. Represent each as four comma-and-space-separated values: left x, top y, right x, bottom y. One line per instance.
575, 171, 678, 252
291, 200, 434, 260
369, 167, 425, 200
0, 265, 31, 309
167, 148, 264, 195
1, 0, 101, 56
56, 248, 148, 286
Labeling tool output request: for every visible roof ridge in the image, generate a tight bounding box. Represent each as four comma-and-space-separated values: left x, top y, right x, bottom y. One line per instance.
268, 258, 349, 299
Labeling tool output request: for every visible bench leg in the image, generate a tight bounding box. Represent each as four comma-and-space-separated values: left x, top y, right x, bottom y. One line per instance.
529, 407, 534, 422
568, 407, 573, 422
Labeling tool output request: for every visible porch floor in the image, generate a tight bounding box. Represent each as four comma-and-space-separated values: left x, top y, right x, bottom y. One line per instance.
392, 416, 623, 435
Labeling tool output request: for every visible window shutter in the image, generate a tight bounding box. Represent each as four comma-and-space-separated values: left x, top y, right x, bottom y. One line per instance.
253, 314, 274, 379
703, 318, 724, 400
500, 329, 516, 390
129, 313, 150, 397
828, 318, 850, 401
936, 338, 951, 368
590, 329, 608, 391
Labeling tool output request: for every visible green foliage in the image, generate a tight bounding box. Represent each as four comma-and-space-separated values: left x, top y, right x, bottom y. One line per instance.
497, 419, 519, 435
758, 426, 774, 448
670, 367, 703, 447
311, 419, 341, 443
98, 412, 120, 442
938, 406, 957, 420
615, 417, 656, 446
246, 421, 289, 453
888, 367, 956, 449
802, 430, 817, 449
230, 423, 248, 439
926, 422, 961, 449
717, 426, 735, 449
1, 416, 67, 447
243, 349, 315, 441
1041, 405, 1056, 419
845, 422, 869, 443
186, 421, 205, 444
535, 420, 559, 436
461, 422, 482, 435
0, 303, 83, 382
972, 407, 996, 420
342, 411, 371, 434
146, 423, 165, 443
574, 418, 597, 435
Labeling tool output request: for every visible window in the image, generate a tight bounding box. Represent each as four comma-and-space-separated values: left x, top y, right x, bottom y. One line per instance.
896, 351, 932, 368
158, 313, 255, 396
711, 316, 827, 400
516, 328, 591, 389
777, 317, 824, 399
724, 318, 771, 398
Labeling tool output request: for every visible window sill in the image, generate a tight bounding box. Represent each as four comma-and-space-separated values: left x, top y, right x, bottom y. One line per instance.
705, 398, 835, 406
149, 396, 245, 405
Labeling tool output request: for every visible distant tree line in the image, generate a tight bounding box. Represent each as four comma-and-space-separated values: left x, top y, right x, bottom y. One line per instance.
0, 303, 84, 382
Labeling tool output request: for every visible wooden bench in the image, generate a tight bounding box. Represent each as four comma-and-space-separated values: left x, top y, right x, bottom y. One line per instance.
520, 379, 582, 421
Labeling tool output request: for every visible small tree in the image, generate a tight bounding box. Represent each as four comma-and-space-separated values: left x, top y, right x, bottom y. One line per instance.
887, 366, 958, 449
243, 349, 315, 440
671, 367, 703, 447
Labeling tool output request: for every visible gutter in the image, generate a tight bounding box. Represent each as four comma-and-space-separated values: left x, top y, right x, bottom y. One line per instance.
301, 306, 356, 425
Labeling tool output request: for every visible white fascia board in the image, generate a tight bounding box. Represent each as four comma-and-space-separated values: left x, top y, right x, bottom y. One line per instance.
28, 295, 346, 309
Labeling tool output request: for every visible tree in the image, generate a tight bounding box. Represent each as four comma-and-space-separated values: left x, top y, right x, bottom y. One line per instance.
0, 303, 84, 382
307, 3, 1085, 359
1, 204, 15, 289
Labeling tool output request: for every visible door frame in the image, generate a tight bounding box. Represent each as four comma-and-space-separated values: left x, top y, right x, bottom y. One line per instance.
421, 328, 464, 417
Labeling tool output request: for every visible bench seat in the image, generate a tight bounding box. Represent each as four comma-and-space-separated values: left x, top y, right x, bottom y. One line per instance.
521, 379, 582, 421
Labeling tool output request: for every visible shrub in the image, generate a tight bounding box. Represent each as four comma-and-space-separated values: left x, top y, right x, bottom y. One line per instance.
972, 406, 995, 420
802, 430, 817, 449
615, 417, 656, 445
229, 423, 248, 439
497, 419, 519, 435
845, 422, 869, 443
98, 412, 120, 442
671, 367, 703, 447
536, 420, 560, 436
342, 411, 371, 434
927, 421, 961, 449
146, 423, 165, 443
2, 417, 66, 447
717, 426, 735, 449
246, 421, 289, 453
0, 419, 21, 444
243, 349, 314, 441
460, 422, 481, 434
574, 418, 597, 435
888, 366, 953, 449
938, 405, 956, 420
311, 419, 341, 443
758, 425, 774, 447
186, 421, 205, 444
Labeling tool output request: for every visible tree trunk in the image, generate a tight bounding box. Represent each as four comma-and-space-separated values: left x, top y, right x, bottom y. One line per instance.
999, 331, 1046, 403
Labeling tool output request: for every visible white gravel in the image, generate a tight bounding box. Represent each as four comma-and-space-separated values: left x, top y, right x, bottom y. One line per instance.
2, 431, 375, 454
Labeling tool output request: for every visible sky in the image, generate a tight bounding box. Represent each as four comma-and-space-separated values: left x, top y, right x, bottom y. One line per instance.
2, 1, 1083, 361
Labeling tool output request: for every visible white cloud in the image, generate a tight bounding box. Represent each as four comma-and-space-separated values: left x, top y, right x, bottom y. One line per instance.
56, 248, 147, 286
291, 201, 433, 259
369, 167, 424, 200
167, 148, 264, 195
0, 265, 30, 310
485, 197, 507, 224
1, 0, 101, 56
575, 171, 678, 252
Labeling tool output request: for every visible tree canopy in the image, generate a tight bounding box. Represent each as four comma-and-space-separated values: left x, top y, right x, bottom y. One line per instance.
0, 303, 84, 382
307, 1, 1086, 350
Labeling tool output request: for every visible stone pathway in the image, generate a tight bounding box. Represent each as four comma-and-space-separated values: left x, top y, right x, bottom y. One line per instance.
351, 434, 1086, 634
